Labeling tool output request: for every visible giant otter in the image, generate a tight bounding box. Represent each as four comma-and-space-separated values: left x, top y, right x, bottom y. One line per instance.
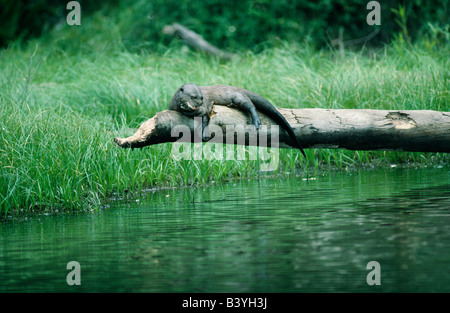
169, 84, 306, 156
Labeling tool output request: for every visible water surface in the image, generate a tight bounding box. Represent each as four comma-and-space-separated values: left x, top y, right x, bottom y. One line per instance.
1, 166, 449, 292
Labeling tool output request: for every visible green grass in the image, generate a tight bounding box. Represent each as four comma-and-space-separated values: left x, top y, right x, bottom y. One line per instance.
0, 11, 448, 217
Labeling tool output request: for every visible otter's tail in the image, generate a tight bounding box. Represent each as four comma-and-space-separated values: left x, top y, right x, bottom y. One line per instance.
247, 92, 306, 157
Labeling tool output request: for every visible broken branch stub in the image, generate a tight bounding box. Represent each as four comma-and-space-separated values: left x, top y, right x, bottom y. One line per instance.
114, 107, 450, 153
162, 23, 236, 60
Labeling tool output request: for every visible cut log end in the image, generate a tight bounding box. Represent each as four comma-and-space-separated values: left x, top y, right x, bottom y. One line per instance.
114, 116, 159, 149
113, 137, 130, 148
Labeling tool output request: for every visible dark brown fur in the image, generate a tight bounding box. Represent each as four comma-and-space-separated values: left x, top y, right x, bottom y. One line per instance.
169, 84, 305, 156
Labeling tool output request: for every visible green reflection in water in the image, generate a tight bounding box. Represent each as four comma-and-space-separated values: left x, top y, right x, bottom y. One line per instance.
1, 167, 449, 292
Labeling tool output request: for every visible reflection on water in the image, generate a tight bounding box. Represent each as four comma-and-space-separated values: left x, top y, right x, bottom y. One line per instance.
1, 167, 449, 292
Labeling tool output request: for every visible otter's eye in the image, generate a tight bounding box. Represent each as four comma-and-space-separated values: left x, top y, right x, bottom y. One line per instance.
200, 96, 203, 100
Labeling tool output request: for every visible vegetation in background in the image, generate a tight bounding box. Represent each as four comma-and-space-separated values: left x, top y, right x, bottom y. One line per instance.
0, 1, 448, 218
1, 0, 448, 50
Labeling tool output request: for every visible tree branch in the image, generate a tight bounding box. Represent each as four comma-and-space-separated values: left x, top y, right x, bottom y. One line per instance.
162, 23, 236, 60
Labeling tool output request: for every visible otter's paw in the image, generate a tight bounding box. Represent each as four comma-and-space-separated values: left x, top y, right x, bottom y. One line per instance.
253, 118, 261, 130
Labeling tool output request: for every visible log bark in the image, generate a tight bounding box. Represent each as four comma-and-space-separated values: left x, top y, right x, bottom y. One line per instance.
162, 23, 236, 60
114, 107, 450, 153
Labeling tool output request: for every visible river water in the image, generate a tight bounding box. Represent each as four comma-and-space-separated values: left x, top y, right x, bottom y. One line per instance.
1, 166, 449, 292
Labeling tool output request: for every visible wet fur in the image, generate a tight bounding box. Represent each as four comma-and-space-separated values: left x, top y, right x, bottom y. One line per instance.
169, 84, 306, 156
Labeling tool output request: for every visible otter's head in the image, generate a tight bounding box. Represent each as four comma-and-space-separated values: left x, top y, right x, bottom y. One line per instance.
176, 83, 203, 112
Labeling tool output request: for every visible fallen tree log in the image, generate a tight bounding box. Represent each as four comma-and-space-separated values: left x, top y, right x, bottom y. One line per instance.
162, 23, 236, 60
114, 107, 450, 153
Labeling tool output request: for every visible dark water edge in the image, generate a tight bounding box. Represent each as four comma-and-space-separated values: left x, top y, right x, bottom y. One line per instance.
0, 166, 449, 292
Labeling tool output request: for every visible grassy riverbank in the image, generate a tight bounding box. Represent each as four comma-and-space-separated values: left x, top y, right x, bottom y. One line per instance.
1, 11, 448, 217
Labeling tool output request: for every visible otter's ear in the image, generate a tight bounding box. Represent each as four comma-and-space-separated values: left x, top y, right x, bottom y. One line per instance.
179, 87, 184, 93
